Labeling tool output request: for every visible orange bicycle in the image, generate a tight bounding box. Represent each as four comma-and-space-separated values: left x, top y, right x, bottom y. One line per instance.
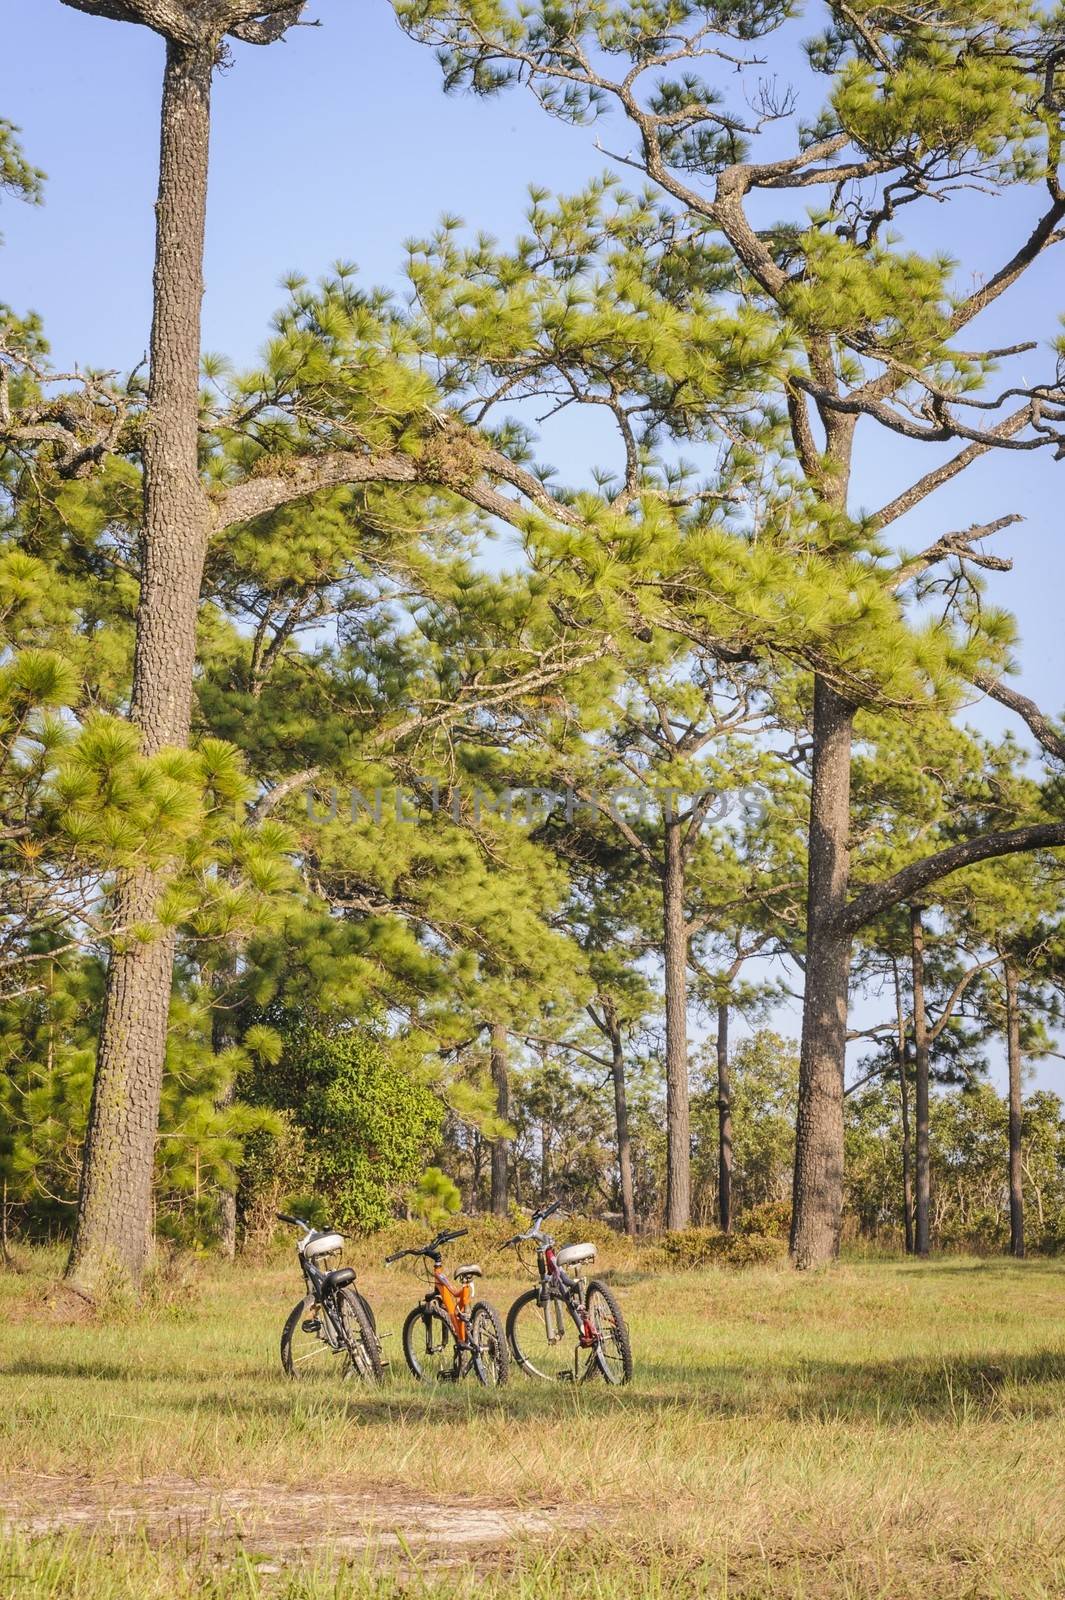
385, 1227, 509, 1387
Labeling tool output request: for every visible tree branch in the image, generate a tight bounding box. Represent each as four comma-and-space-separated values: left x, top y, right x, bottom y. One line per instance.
842, 824, 1065, 938
971, 673, 1065, 764
870, 404, 1034, 529
890, 516, 1020, 590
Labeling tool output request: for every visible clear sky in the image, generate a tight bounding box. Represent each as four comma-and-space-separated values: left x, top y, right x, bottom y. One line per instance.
3, 0, 1063, 1086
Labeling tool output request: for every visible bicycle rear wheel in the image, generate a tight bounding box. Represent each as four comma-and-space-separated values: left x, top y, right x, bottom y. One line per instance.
585, 1279, 632, 1385
470, 1301, 509, 1387
507, 1286, 579, 1381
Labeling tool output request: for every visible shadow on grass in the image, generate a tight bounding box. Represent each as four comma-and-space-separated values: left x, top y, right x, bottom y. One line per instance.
5, 1342, 1064, 1426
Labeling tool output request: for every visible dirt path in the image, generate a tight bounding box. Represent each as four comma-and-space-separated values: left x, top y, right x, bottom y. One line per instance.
0, 1474, 598, 1559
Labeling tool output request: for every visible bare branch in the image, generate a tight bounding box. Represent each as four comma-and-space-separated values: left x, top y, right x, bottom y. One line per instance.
971, 673, 1065, 764
871, 404, 1034, 528
890, 515, 1021, 590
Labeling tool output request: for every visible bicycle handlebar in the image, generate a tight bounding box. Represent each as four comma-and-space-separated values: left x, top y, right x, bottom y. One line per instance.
499, 1201, 566, 1249
276, 1212, 311, 1230
384, 1226, 469, 1267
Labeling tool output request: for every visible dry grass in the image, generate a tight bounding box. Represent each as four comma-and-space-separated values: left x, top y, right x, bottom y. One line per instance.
1, 1244, 1064, 1597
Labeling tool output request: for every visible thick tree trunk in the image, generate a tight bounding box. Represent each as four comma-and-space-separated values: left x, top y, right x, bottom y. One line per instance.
717, 1001, 733, 1234
66, 40, 215, 1297
894, 963, 914, 1255
791, 677, 854, 1268
603, 996, 636, 1236
910, 906, 931, 1257
489, 1022, 509, 1216
1005, 958, 1025, 1259
662, 817, 691, 1230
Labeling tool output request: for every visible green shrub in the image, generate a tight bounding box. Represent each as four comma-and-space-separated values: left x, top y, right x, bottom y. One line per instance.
662, 1227, 786, 1269
245, 1026, 443, 1236
737, 1199, 792, 1240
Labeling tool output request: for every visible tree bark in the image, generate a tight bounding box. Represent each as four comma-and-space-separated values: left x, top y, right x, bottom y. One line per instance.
662, 813, 691, 1230
66, 38, 215, 1297
1005, 958, 1025, 1259
911, 905, 931, 1258
716, 1001, 733, 1234
893, 962, 914, 1255
489, 1022, 509, 1216
212, 985, 237, 1261
603, 996, 636, 1236
791, 677, 854, 1268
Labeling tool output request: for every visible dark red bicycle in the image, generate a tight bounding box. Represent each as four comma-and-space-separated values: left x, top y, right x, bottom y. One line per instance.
502, 1202, 632, 1384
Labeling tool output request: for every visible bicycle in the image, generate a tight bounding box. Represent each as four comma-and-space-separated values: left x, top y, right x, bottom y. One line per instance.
501, 1201, 633, 1384
385, 1226, 509, 1387
278, 1212, 383, 1384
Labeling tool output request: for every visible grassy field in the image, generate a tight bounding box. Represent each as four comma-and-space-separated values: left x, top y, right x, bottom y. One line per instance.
1, 1245, 1064, 1598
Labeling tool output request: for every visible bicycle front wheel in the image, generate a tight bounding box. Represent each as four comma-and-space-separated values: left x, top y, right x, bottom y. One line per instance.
470, 1301, 509, 1387
507, 1286, 578, 1381
585, 1279, 632, 1385
402, 1303, 459, 1383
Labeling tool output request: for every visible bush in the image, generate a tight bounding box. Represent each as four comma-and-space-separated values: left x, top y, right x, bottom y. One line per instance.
737, 1200, 792, 1240
245, 1026, 443, 1235
662, 1227, 786, 1269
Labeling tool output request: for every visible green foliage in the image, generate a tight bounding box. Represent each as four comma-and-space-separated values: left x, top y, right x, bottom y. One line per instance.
412, 1165, 462, 1227
0, 119, 43, 236
248, 1024, 445, 1232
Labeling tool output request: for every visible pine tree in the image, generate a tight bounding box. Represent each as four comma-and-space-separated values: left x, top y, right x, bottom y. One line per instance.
392, 0, 1065, 1261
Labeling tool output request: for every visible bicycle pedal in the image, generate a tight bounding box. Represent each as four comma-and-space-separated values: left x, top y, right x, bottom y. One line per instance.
302, 1319, 322, 1334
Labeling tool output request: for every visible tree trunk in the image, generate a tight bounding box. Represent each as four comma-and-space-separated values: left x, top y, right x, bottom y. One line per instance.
893, 962, 914, 1255
662, 815, 691, 1230
1005, 958, 1025, 1259
716, 1001, 733, 1234
791, 677, 854, 1268
212, 988, 237, 1261
603, 996, 636, 1236
911, 905, 931, 1258
471, 1131, 483, 1212
66, 40, 215, 1298
489, 1022, 509, 1216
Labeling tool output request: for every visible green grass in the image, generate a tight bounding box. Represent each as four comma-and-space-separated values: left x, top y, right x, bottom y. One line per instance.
2, 1248, 1064, 1597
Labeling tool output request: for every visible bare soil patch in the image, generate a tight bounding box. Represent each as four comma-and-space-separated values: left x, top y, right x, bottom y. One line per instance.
0, 1474, 599, 1558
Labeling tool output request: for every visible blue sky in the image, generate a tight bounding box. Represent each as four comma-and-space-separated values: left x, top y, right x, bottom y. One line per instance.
3, 0, 1063, 1085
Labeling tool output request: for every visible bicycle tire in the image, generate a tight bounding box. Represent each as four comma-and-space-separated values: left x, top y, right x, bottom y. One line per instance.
585, 1278, 632, 1385
506, 1286, 576, 1381
280, 1289, 381, 1383
402, 1302, 458, 1383
470, 1300, 509, 1387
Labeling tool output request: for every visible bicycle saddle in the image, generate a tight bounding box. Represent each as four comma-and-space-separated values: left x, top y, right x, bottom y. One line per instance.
455, 1263, 482, 1280
320, 1267, 356, 1292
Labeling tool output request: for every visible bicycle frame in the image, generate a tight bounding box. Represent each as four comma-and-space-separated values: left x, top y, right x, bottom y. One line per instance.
428, 1261, 476, 1344
505, 1203, 598, 1352
279, 1213, 359, 1356
533, 1241, 598, 1349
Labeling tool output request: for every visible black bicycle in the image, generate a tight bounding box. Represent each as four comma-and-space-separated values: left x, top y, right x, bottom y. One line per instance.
385, 1226, 509, 1387
502, 1202, 632, 1384
278, 1213, 383, 1384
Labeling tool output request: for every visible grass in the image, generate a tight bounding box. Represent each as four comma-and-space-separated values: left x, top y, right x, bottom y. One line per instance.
1, 1245, 1064, 1597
